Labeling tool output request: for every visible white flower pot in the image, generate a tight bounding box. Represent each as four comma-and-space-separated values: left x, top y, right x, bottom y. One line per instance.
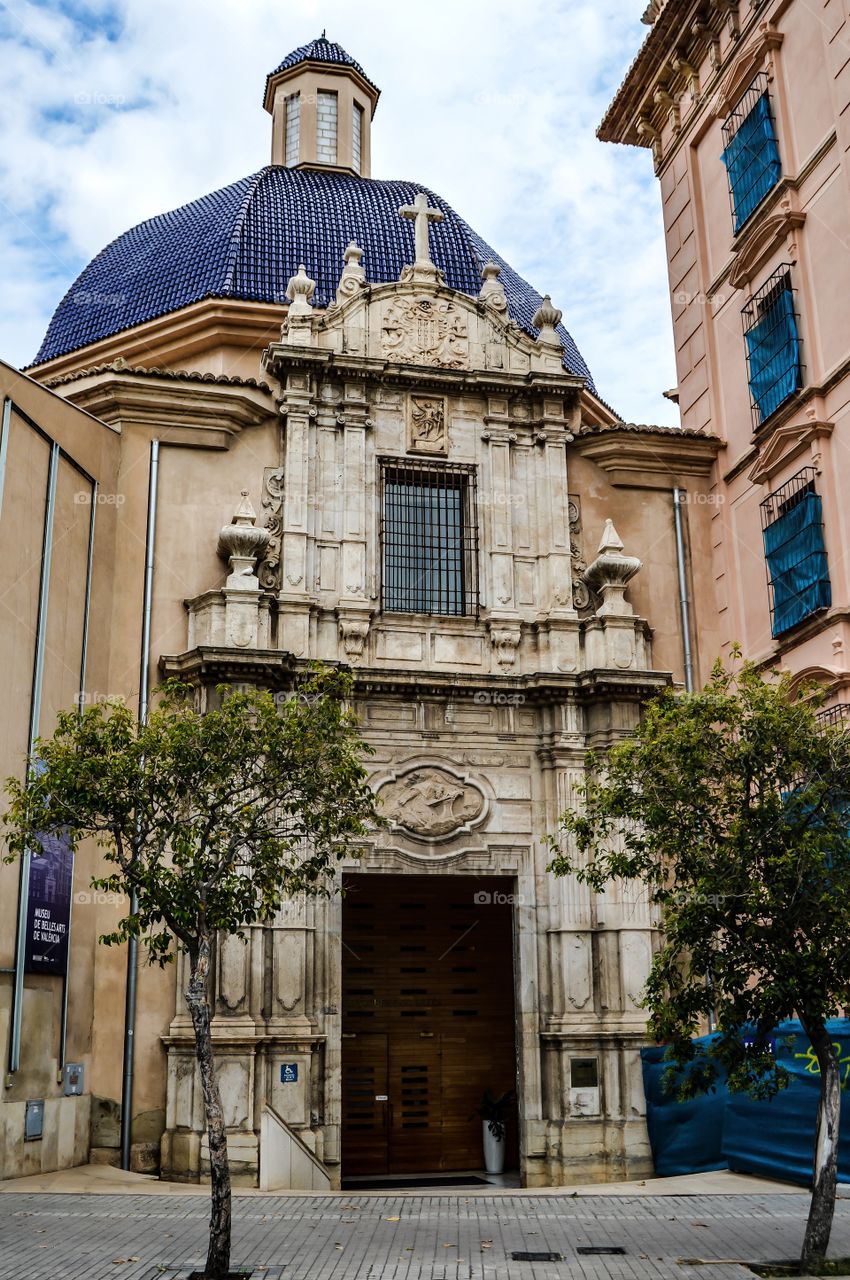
482, 1120, 505, 1174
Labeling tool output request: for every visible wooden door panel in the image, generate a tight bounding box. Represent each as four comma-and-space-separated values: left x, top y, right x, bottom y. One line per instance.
342, 876, 519, 1176
341, 1033, 388, 1175
388, 1034, 442, 1173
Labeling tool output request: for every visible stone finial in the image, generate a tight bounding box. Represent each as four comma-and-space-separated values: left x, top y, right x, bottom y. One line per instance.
582, 519, 642, 616
479, 261, 507, 312
217, 491, 271, 590
532, 294, 563, 347
335, 240, 367, 304
285, 264, 316, 315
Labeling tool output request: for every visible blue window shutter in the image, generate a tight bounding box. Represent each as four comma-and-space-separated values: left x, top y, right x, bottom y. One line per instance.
721, 93, 782, 231
745, 285, 801, 423
762, 491, 831, 636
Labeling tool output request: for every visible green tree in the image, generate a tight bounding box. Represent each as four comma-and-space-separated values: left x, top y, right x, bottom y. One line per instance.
3, 669, 382, 1280
549, 658, 850, 1274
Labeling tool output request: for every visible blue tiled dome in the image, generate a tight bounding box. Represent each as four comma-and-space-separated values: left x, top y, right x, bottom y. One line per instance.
32, 166, 596, 389
265, 36, 380, 103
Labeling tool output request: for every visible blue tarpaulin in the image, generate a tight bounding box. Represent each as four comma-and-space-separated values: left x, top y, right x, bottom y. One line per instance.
641, 1020, 850, 1185
721, 92, 782, 230
745, 284, 801, 423
762, 491, 831, 636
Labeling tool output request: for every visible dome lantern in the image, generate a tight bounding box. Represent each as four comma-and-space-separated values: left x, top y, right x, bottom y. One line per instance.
264, 35, 380, 178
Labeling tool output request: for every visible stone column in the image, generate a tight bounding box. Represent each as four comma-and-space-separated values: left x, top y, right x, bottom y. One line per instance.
336, 380, 373, 661
278, 372, 316, 656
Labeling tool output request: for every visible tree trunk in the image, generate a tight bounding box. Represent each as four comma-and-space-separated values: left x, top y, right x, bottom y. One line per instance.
185, 937, 232, 1280
800, 1017, 841, 1275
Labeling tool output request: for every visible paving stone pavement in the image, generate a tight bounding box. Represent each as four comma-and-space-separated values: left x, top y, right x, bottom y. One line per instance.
1, 1192, 849, 1280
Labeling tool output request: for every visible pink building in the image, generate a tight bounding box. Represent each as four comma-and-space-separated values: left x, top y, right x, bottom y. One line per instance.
601, 0, 850, 716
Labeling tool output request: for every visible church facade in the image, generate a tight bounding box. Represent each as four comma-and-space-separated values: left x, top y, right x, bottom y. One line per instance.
0, 39, 721, 1187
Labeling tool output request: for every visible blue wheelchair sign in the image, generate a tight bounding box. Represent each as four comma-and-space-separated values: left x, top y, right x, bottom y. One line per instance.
280, 1063, 298, 1083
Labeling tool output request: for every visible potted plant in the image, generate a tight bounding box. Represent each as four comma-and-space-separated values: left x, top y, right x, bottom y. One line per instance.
472, 1088, 515, 1174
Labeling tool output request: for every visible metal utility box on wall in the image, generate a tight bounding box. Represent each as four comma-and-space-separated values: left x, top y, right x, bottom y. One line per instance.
63, 1062, 84, 1096
25, 1099, 44, 1141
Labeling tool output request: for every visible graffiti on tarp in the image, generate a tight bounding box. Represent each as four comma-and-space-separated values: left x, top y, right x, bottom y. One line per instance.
793, 1042, 850, 1090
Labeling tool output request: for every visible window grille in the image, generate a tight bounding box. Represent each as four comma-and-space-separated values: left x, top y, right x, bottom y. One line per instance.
760, 467, 831, 638
742, 266, 802, 427
816, 704, 850, 731
352, 104, 364, 175
721, 72, 782, 231
380, 458, 478, 617
284, 92, 300, 167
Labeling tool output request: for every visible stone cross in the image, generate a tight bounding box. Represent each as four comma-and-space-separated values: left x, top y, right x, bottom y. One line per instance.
399, 192, 444, 267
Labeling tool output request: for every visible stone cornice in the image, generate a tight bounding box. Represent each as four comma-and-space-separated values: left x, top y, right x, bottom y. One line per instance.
572, 424, 722, 487
61, 371, 275, 449
159, 646, 671, 703
27, 297, 287, 384
263, 340, 588, 400
600, 4, 784, 173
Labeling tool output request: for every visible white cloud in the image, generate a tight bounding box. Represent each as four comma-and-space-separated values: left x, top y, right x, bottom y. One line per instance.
0, 0, 678, 424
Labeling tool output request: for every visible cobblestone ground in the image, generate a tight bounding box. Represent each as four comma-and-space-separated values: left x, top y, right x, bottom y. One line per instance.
1, 1192, 849, 1280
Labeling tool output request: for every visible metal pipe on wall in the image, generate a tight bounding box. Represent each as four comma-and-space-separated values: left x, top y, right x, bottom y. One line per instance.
120, 439, 160, 1170
672, 487, 695, 694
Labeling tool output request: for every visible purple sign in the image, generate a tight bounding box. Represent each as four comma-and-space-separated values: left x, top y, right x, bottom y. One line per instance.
24, 830, 74, 975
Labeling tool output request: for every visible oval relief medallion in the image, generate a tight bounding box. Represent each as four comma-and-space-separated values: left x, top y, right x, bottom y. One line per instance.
378, 766, 485, 839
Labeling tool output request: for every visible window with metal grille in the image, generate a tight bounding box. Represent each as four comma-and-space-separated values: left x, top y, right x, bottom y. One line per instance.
721, 72, 782, 232
742, 266, 802, 428
760, 467, 831, 638
816, 704, 850, 731
380, 459, 478, 617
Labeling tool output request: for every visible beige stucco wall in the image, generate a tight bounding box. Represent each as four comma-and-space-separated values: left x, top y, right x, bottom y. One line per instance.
0, 361, 120, 1178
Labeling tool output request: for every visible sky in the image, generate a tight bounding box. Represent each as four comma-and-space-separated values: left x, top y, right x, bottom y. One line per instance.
0, 0, 678, 425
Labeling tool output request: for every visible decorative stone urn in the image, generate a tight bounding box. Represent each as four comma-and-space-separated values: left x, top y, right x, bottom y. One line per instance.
217, 491, 270, 589
582, 518, 641, 615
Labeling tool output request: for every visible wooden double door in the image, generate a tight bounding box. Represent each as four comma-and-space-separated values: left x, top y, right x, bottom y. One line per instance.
341, 874, 518, 1175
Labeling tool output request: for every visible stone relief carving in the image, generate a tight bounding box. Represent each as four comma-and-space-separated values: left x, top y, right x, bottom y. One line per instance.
257, 467, 284, 591
382, 297, 468, 368
568, 495, 597, 614
408, 394, 447, 454
338, 617, 370, 659
378, 766, 485, 839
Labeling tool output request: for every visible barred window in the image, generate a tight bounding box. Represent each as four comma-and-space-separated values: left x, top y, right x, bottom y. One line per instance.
380, 459, 478, 617
742, 265, 802, 428
760, 467, 830, 638
721, 72, 781, 232
284, 92, 300, 167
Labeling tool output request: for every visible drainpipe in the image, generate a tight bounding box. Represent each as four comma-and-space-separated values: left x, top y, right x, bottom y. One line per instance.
120, 439, 159, 1170
672, 488, 695, 693
673, 488, 716, 1031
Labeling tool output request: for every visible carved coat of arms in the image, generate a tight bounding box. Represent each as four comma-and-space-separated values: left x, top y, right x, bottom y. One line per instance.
379, 766, 485, 838
382, 297, 468, 368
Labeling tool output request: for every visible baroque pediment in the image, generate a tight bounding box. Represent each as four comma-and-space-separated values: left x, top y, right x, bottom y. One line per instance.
729, 205, 806, 290
748, 416, 834, 485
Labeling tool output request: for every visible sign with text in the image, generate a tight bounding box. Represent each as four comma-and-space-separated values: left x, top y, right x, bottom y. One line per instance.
280, 1063, 299, 1083
24, 829, 74, 975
